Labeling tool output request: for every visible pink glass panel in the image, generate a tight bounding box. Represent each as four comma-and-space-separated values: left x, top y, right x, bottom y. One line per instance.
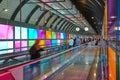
21, 41, 27, 47
57, 32, 60, 39
15, 41, 20, 48
0, 24, 13, 39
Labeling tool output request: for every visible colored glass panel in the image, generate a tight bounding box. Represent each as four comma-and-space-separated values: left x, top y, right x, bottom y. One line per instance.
108, 0, 117, 39
46, 31, 51, 39
60, 33, 64, 39
28, 28, 38, 39
60, 40, 64, 44
118, 0, 120, 40
21, 27, 28, 39
67, 34, 69, 39
69, 34, 72, 39
64, 40, 67, 43
15, 26, 20, 39
119, 57, 120, 80
38, 30, 45, 39
52, 32, 56, 39
0, 50, 13, 54
57, 32, 60, 39
64, 33, 67, 39
108, 47, 116, 80
8, 50, 14, 53
39, 40, 45, 48
15, 41, 20, 48
52, 40, 57, 46
66, 39, 69, 44
29, 40, 35, 47
0, 24, 13, 39
21, 48, 28, 51
0, 41, 13, 50
57, 40, 60, 45
46, 40, 51, 46
21, 41, 27, 47
15, 48, 20, 52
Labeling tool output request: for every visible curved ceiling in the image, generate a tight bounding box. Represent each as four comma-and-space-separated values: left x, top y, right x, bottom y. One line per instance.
0, 0, 100, 35
70, 0, 105, 34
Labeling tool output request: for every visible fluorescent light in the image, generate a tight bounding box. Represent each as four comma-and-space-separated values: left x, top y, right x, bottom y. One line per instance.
84, 27, 89, 31
114, 27, 118, 30
3, 8, 8, 12
91, 17, 94, 19
114, 27, 120, 30
76, 27, 80, 31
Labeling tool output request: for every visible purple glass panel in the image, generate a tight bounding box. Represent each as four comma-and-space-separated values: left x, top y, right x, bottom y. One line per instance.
46, 40, 52, 46
38, 30, 45, 39
108, 0, 117, 38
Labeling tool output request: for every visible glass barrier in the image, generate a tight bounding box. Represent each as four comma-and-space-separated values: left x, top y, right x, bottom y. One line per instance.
23, 45, 85, 80
0, 43, 69, 69
1, 44, 85, 80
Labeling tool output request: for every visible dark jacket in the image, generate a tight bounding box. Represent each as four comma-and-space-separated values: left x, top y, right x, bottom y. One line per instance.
29, 45, 44, 60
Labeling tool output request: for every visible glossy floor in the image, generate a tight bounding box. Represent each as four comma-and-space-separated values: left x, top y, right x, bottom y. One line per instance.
35, 45, 100, 80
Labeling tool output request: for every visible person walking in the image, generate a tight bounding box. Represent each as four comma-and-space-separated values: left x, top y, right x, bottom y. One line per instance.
69, 37, 74, 48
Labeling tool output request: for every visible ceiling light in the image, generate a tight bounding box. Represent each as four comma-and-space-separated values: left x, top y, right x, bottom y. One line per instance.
76, 27, 80, 31
45, 20, 47, 23
84, 27, 89, 31
114, 27, 120, 30
110, 16, 116, 19
91, 17, 94, 19
114, 27, 118, 30
85, 62, 89, 65
108, 22, 112, 24
94, 73, 96, 77
3, 8, 8, 12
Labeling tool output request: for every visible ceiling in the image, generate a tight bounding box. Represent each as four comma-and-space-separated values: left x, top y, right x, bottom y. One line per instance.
70, 0, 105, 34
0, 0, 104, 35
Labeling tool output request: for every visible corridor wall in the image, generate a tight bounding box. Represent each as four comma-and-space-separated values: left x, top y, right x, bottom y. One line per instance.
0, 23, 72, 55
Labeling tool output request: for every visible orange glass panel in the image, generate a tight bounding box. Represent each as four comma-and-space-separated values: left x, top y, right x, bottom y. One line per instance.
104, 4, 108, 39
108, 47, 116, 80
46, 30, 51, 39
38, 40, 45, 48
69, 34, 73, 39
66, 39, 69, 44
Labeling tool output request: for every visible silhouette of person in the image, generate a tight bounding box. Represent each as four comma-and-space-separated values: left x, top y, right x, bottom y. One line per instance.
29, 39, 45, 60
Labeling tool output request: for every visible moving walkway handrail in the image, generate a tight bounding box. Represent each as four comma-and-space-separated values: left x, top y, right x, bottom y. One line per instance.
0, 43, 85, 71
0, 43, 88, 80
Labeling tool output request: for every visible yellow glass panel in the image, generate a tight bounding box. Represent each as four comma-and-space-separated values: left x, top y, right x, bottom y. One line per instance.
39, 40, 45, 48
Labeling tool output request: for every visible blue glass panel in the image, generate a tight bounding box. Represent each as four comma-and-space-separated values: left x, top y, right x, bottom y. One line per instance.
28, 28, 38, 39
